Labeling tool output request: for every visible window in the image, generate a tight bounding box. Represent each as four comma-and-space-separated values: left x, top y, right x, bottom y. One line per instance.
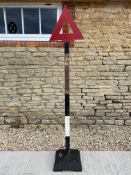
23, 8, 39, 34
41, 8, 57, 34
6, 8, 22, 34
0, 4, 62, 41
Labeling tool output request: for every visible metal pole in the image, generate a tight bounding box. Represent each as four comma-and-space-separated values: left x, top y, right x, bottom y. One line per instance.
53, 41, 82, 171
64, 42, 70, 154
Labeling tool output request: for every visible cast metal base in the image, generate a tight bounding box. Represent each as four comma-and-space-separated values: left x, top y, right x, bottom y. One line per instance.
53, 149, 82, 172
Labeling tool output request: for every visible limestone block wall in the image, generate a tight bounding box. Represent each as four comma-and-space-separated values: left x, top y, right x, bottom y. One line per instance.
0, 47, 65, 127
0, 1, 131, 127
72, 2, 131, 125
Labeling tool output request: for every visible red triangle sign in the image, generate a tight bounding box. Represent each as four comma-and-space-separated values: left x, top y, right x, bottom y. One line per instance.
50, 6, 84, 41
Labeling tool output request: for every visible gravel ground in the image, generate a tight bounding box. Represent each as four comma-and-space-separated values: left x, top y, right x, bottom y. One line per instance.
0, 125, 131, 151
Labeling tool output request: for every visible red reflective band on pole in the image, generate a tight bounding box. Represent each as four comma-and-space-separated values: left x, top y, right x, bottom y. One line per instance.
50, 6, 84, 41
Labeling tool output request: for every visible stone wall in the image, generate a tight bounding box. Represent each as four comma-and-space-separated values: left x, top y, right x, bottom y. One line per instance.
0, 1, 131, 127
0, 47, 65, 128
73, 2, 131, 126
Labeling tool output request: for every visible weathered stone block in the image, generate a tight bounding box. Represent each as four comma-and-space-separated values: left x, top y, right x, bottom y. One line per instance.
95, 105, 106, 110
98, 65, 109, 71
106, 112, 121, 117
32, 52, 48, 57
5, 117, 27, 125
107, 103, 122, 109
15, 52, 31, 57
41, 119, 51, 124
8, 99, 21, 107
32, 96, 41, 101
86, 120, 96, 125
3, 52, 15, 58
84, 66, 97, 72
0, 59, 6, 65
114, 72, 128, 77
95, 110, 105, 117
106, 96, 124, 100
0, 117, 4, 124
0, 125, 11, 130
17, 69, 34, 78
7, 59, 27, 65
126, 66, 131, 71
104, 120, 115, 125
115, 120, 124, 126
85, 110, 95, 116
125, 120, 131, 126
32, 89, 42, 94
96, 120, 104, 125
119, 86, 128, 93
28, 117, 41, 124
118, 60, 131, 65
18, 89, 32, 94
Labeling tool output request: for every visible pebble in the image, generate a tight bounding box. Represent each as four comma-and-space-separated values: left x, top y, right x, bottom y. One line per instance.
0, 125, 131, 151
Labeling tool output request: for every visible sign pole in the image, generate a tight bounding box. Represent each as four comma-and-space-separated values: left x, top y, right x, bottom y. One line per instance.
53, 41, 82, 171
64, 42, 70, 154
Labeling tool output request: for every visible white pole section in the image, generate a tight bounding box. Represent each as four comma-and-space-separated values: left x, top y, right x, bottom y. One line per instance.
65, 116, 70, 137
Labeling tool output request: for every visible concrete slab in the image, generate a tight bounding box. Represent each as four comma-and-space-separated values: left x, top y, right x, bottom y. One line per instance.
0, 151, 131, 175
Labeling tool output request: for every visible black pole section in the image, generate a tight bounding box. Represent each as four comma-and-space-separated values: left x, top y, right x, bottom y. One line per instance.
64, 42, 69, 54
64, 42, 70, 154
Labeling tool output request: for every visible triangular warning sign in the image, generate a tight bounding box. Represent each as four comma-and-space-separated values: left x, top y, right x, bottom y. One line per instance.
50, 6, 84, 41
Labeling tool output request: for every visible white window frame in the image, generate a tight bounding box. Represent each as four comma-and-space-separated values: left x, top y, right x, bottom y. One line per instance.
0, 3, 62, 41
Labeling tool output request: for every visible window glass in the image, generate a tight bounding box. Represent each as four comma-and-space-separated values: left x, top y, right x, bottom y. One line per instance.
0, 8, 5, 33
6, 8, 22, 34
23, 8, 39, 34
0, 5, 61, 41
41, 8, 57, 34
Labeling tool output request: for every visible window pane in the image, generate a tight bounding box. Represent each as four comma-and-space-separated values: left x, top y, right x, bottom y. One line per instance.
0, 8, 5, 33
23, 8, 39, 34
6, 8, 22, 34
41, 8, 57, 34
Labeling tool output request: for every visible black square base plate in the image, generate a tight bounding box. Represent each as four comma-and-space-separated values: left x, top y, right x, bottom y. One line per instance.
53, 149, 82, 172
